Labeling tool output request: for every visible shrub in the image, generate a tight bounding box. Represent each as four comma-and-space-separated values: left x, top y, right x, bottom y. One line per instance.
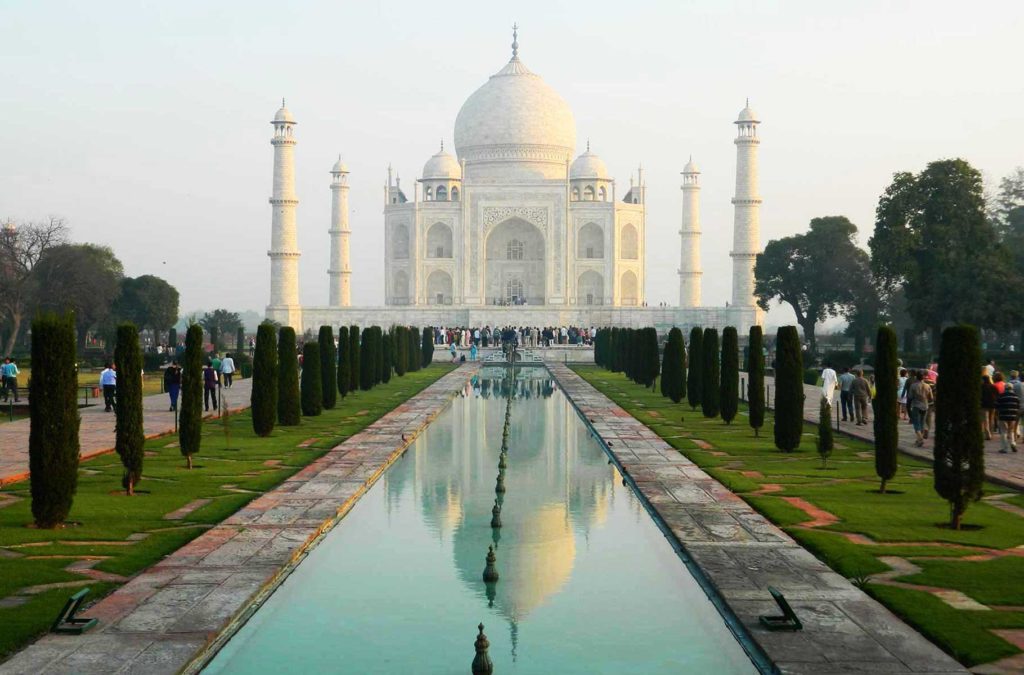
319, 326, 337, 410
817, 396, 833, 468
874, 325, 899, 493
748, 326, 765, 437
687, 327, 703, 411
701, 328, 720, 418
661, 327, 685, 403
337, 326, 350, 398
179, 324, 204, 468
803, 368, 820, 385
115, 324, 145, 494
934, 325, 984, 529
720, 327, 739, 424
822, 350, 859, 372
301, 341, 323, 416
422, 327, 434, 367
277, 327, 301, 426
773, 326, 804, 452
251, 322, 277, 436
28, 312, 79, 528
348, 325, 360, 392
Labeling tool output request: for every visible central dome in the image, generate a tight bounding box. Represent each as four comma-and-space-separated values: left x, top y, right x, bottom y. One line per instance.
453, 51, 576, 170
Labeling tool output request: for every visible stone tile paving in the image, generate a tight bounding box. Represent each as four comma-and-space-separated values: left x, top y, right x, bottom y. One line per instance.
758, 374, 1024, 491
549, 364, 967, 675
0, 365, 475, 675
0, 379, 252, 487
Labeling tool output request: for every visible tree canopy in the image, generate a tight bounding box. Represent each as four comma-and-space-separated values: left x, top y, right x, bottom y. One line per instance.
114, 275, 179, 341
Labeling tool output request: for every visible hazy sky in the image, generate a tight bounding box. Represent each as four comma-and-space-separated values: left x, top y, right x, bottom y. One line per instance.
2, 0, 1021, 323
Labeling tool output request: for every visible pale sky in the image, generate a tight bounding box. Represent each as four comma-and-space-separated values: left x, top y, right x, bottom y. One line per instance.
2, 0, 1021, 324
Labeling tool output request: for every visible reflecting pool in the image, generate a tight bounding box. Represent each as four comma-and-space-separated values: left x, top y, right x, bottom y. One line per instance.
204, 370, 758, 674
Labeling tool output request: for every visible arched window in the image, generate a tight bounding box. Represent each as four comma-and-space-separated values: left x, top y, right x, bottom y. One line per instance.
426, 222, 453, 258
571, 187, 580, 201
584, 185, 595, 201
451, 186, 459, 201
506, 239, 524, 260
424, 186, 433, 201
392, 225, 409, 259
577, 222, 604, 259
620, 224, 638, 260
620, 270, 638, 306
599, 186, 607, 201
437, 185, 447, 201
505, 278, 524, 304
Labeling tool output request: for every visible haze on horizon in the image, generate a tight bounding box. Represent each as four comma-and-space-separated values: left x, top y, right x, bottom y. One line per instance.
2, 0, 1020, 326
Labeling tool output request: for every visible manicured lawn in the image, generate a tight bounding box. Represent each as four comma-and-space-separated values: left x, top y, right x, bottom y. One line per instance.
572, 365, 1024, 668
9, 367, 165, 398
0, 364, 453, 659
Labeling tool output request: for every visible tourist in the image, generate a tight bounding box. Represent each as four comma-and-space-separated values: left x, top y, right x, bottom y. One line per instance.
981, 374, 999, 440
897, 368, 909, 421
850, 369, 872, 425
211, 352, 222, 382
821, 362, 838, 408
221, 352, 236, 388
907, 370, 933, 447
164, 361, 182, 411
1, 357, 20, 403
838, 367, 855, 422
997, 381, 1020, 454
99, 362, 117, 412
470, 343, 478, 361
203, 361, 219, 411
984, 359, 996, 379
449, 342, 457, 363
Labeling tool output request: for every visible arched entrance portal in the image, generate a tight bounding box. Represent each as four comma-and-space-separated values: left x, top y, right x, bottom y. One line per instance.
485, 218, 545, 305
577, 270, 603, 306
426, 269, 453, 305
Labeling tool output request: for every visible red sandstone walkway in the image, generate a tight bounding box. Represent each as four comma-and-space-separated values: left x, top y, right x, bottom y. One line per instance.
0, 379, 253, 486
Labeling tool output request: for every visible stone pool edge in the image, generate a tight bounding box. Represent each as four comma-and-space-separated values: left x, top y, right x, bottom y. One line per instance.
549, 364, 967, 675
0, 364, 477, 675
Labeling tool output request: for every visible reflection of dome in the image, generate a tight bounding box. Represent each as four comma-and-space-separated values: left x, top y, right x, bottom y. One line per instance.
492, 503, 574, 619
570, 148, 608, 180
422, 147, 462, 179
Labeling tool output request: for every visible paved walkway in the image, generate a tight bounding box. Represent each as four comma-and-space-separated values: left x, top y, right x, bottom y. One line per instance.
0, 365, 475, 675
756, 375, 1024, 491
0, 380, 253, 487
550, 364, 965, 675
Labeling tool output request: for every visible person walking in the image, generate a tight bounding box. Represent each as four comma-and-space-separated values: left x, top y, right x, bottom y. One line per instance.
220, 353, 236, 388
203, 361, 219, 411
449, 342, 457, 363
470, 343, 478, 361
981, 374, 999, 440
99, 362, 117, 412
821, 362, 838, 409
164, 361, 182, 411
907, 370, 933, 447
838, 367, 855, 422
1, 357, 20, 403
850, 369, 872, 425
997, 380, 1020, 454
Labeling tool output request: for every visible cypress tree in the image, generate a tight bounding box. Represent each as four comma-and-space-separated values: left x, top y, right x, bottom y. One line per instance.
28, 312, 79, 528
701, 328, 720, 418
115, 324, 145, 494
609, 327, 620, 372
817, 396, 834, 468
360, 329, 374, 391
410, 327, 422, 371
382, 331, 393, 383
748, 326, 765, 437
422, 327, 434, 367
277, 327, 301, 426
337, 326, 350, 399
319, 326, 337, 410
661, 327, 685, 403
179, 324, 204, 468
720, 326, 739, 424
934, 325, 984, 529
209, 326, 219, 352
348, 325, 360, 392
874, 325, 899, 493
643, 327, 660, 389
251, 322, 277, 436
773, 326, 805, 453
301, 341, 323, 416
627, 329, 638, 383
168, 327, 177, 351
395, 326, 408, 376
687, 327, 703, 410
375, 326, 385, 384
236, 326, 246, 354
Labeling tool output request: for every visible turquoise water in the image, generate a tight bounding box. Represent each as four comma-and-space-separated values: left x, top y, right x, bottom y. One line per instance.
204, 371, 757, 674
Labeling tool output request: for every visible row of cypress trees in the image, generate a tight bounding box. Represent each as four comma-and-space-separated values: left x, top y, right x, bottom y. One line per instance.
593, 327, 660, 388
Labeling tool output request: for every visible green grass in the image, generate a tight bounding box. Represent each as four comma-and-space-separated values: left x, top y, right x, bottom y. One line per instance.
0, 364, 453, 659
571, 365, 1024, 668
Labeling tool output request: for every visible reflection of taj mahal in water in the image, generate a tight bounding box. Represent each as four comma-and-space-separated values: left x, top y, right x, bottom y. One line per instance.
265, 28, 763, 334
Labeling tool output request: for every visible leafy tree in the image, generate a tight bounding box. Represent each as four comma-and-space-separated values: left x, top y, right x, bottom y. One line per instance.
199, 309, 242, 351
114, 323, 145, 495
748, 326, 765, 436
720, 327, 739, 424
422, 327, 434, 366
348, 326, 360, 391
0, 216, 68, 355
179, 324, 204, 469
251, 322, 278, 436
301, 341, 323, 416
754, 216, 870, 354
382, 330, 393, 383
28, 312, 79, 528
773, 326, 804, 453
993, 166, 1024, 233
661, 327, 685, 403
687, 327, 703, 411
394, 326, 408, 376
934, 325, 984, 529
816, 397, 833, 468
701, 328, 720, 418
318, 326, 337, 410
337, 326, 350, 398
114, 275, 179, 346
874, 325, 899, 493
277, 327, 301, 426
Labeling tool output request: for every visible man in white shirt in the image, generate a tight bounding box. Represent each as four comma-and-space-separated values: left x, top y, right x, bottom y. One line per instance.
220, 353, 236, 388
821, 363, 838, 408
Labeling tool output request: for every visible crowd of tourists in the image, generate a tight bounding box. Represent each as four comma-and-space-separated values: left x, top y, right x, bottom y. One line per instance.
432, 326, 595, 350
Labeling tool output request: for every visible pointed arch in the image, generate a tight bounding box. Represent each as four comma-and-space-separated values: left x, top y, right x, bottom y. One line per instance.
620, 270, 638, 306
427, 222, 453, 258
577, 222, 604, 259
620, 224, 638, 260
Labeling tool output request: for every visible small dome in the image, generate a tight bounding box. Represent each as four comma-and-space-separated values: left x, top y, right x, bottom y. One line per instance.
683, 156, 699, 173
736, 101, 759, 123
422, 147, 462, 180
274, 102, 295, 123
331, 156, 348, 173
570, 148, 608, 180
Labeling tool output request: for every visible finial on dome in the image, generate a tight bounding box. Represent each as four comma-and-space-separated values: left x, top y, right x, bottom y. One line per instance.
282, 97, 286, 108
511, 23, 519, 59
746, 97, 749, 107
440, 139, 444, 152
586, 139, 590, 152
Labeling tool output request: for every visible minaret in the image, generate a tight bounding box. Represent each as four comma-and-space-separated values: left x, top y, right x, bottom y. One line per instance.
730, 99, 761, 310
267, 100, 302, 329
678, 156, 702, 307
328, 156, 351, 306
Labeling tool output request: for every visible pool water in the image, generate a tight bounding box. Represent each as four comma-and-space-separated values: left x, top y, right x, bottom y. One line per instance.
204, 371, 758, 674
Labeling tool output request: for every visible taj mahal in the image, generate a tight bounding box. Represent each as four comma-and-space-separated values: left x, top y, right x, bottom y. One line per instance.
265, 29, 763, 334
